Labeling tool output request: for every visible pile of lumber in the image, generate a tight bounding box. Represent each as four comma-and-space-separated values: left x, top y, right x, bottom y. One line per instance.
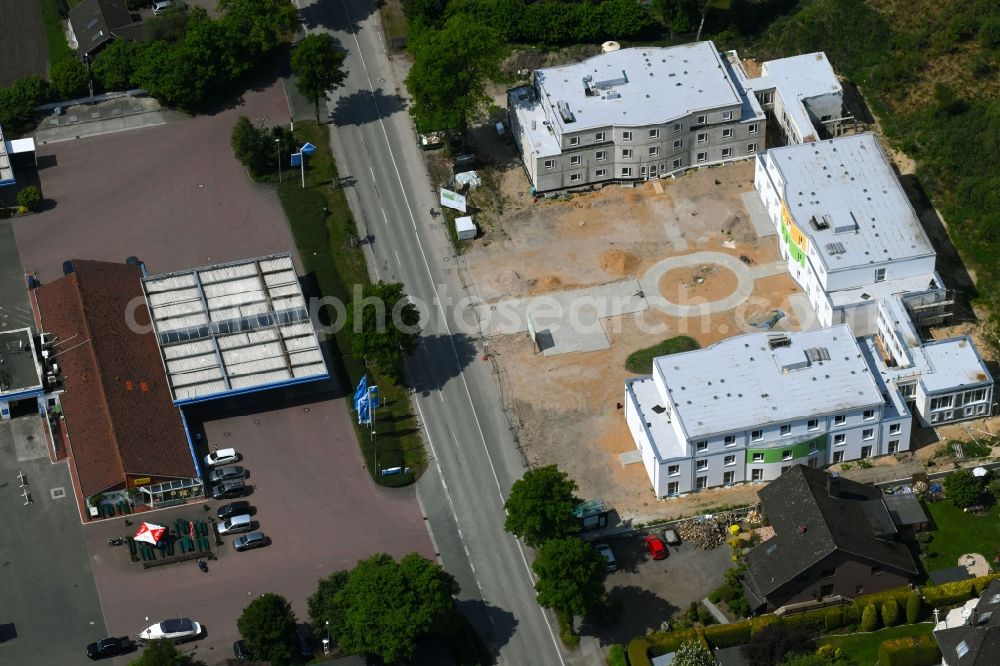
676, 515, 727, 550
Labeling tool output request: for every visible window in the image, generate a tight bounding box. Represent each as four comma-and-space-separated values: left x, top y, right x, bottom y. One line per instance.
667, 481, 679, 496
807, 419, 819, 431
751, 430, 763, 442
659, 163, 668, 174
863, 428, 874, 440
749, 123, 759, 134
863, 409, 875, 420
870, 566, 883, 576
752, 453, 764, 462
649, 129, 659, 139
596, 150, 607, 161
595, 131, 606, 142
696, 441, 708, 451
696, 114, 707, 124
724, 434, 736, 446
751, 469, 764, 481
667, 464, 680, 476
596, 168, 607, 177
622, 131, 633, 141
747, 142, 758, 153
780, 424, 791, 437
722, 128, 733, 139
861, 445, 873, 459
696, 476, 707, 490
782, 450, 792, 461
889, 423, 901, 435
696, 132, 708, 144
672, 158, 682, 169
930, 395, 953, 411
875, 268, 886, 282
760, 91, 773, 104
833, 451, 845, 463
696, 152, 707, 163
649, 146, 659, 156
640, 166, 647, 177
819, 584, 835, 597
569, 173, 581, 182
570, 155, 581, 166
834, 414, 846, 426
544, 160, 555, 169
834, 433, 846, 446
724, 471, 735, 485
696, 459, 708, 470
722, 110, 733, 121
673, 139, 682, 150
887, 439, 899, 453
724, 455, 736, 466
722, 148, 732, 158
673, 122, 682, 133
621, 167, 632, 177
622, 148, 633, 159
930, 413, 940, 423
569, 137, 579, 146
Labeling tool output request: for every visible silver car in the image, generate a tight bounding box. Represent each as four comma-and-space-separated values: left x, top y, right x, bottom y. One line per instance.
208, 465, 246, 483
595, 543, 618, 572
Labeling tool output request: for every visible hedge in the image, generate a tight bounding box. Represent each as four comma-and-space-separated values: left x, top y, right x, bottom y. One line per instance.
922, 577, 982, 609
627, 638, 652, 666
854, 587, 913, 615
877, 633, 941, 666
704, 621, 751, 649
646, 627, 708, 655
750, 614, 781, 635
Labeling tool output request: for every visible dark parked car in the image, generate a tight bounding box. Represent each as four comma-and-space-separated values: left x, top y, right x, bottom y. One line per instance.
207, 465, 247, 483
233, 531, 269, 552
86, 636, 131, 660
297, 624, 315, 660
211, 479, 248, 500
217, 500, 251, 521
233, 639, 251, 659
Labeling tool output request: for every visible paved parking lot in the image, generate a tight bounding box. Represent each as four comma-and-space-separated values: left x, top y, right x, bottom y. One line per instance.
585, 534, 732, 645
84, 394, 433, 664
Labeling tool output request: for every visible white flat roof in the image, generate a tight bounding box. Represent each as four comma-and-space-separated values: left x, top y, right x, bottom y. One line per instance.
655, 325, 884, 439
535, 42, 743, 133
143, 254, 327, 402
756, 52, 840, 141
829, 272, 943, 308
767, 133, 934, 272
628, 376, 687, 462
920, 337, 992, 394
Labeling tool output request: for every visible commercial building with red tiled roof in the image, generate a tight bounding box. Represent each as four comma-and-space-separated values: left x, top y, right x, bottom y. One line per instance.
35, 260, 199, 516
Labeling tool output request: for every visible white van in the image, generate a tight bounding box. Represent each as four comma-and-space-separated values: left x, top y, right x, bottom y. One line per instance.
218, 514, 252, 535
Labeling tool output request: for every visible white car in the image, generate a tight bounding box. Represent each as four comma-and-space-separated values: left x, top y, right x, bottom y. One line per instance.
152, 0, 173, 15
137, 618, 201, 643
203, 448, 240, 467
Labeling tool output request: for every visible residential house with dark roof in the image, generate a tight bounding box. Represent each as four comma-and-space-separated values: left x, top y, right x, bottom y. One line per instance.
742, 465, 919, 612
69, 0, 144, 56
934, 579, 1000, 665
35, 260, 200, 519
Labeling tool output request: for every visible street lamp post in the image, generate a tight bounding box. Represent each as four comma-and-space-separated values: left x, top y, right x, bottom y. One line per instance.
275, 138, 282, 184
323, 621, 330, 655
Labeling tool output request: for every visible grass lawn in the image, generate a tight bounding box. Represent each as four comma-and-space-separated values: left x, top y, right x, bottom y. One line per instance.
818, 623, 934, 664
923, 500, 1000, 572
276, 121, 425, 486
40, 0, 76, 67
625, 335, 700, 373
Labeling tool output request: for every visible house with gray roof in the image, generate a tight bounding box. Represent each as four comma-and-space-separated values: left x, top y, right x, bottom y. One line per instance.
934, 579, 1000, 665
741, 465, 919, 612
69, 0, 144, 56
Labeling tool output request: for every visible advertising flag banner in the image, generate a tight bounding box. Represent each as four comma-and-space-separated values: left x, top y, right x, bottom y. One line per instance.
440, 188, 467, 212
353, 375, 368, 411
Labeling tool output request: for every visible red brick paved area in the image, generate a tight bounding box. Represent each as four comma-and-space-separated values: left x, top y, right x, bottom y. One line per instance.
15, 81, 296, 282
84, 396, 433, 664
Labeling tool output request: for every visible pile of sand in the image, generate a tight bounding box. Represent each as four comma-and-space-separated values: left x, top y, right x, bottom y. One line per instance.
600, 249, 640, 277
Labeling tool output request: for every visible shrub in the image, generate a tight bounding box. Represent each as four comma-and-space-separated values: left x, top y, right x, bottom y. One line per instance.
882, 599, 900, 627
607, 644, 627, 666
823, 607, 842, 632
50, 58, 90, 100
878, 634, 942, 666
628, 637, 653, 666
625, 336, 700, 373
961, 440, 992, 459
854, 587, 912, 617
697, 605, 717, 626
944, 469, 983, 508
906, 591, 922, 624
915, 532, 933, 543
749, 614, 781, 635
704, 621, 751, 649
860, 603, 879, 632
988, 478, 1000, 503
920, 575, 994, 609
708, 591, 721, 603
646, 627, 708, 655
780, 609, 828, 635
17, 186, 43, 212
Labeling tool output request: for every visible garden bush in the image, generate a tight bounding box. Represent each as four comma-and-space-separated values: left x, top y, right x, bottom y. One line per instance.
704, 621, 751, 649
17, 185, 43, 212
882, 599, 900, 627
779, 609, 828, 634
646, 627, 708, 655
921, 577, 982, 609
823, 607, 842, 632
627, 638, 652, 666
749, 614, 781, 635
607, 643, 627, 666
906, 591, 922, 624
861, 603, 879, 632
877, 634, 941, 666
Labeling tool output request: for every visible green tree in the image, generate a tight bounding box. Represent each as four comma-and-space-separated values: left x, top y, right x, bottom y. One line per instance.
92, 40, 143, 91
503, 465, 581, 547
405, 15, 503, 137
236, 592, 300, 666
291, 33, 347, 122
50, 58, 89, 99
402, 0, 449, 28
219, 0, 297, 60
673, 640, 715, 666
129, 639, 187, 666
944, 470, 982, 508
860, 602, 879, 632
312, 553, 460, 663
0, 75, 50, 136
881, 599, 900, 627
346, 281, 421, 378
658, 0, 701, 34
532, 537, 607, 627
741, 624, 815, 666
17, 185, 43, 212
906, 590, 922, 624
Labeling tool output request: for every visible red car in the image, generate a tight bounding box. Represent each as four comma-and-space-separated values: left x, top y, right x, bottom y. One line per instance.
644, 535, 668, 560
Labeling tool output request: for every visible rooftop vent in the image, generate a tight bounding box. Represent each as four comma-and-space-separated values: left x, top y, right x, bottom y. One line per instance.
810, 214, 831, 231
825, 242, 846, 256
556, 100, 575, 123
768, 334, 791, 350
804, 347, 831, 362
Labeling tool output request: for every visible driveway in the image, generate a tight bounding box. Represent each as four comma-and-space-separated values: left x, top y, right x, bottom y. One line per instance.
585, 534, 732, 645
83, 395, 433, 664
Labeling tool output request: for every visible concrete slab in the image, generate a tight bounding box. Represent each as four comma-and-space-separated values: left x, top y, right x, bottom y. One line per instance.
618, 450, 642, 465
740, 191, 776, 238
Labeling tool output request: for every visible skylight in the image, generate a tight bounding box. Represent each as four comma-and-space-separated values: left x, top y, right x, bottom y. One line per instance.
956, 641, 969, 658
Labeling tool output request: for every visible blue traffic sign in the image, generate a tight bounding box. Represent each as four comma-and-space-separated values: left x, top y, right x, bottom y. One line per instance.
300, 142, 317, 155
290, 152, 302, 167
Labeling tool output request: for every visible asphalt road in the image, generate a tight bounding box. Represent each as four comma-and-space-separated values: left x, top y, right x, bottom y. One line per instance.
303, 0, 570, 663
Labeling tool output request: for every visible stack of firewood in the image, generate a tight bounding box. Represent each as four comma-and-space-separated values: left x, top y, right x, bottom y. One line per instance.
676, 516, 727, 550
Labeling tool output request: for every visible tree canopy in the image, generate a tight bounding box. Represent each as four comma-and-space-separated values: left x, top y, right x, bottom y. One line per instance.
504, 465, 581, 547
129, 640, 189, 666
230, 116, 296, 179
309, 552, 460, 663
236, 592, 300, 666
291, 33, 348, 121
50, 58, 89, 100
741, 624, 816, 666
0, 75, 50, 136
672, 640, 716, 666
532, 537, 607, 623
346, 281, 421, 378
944, 470, 983, 508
